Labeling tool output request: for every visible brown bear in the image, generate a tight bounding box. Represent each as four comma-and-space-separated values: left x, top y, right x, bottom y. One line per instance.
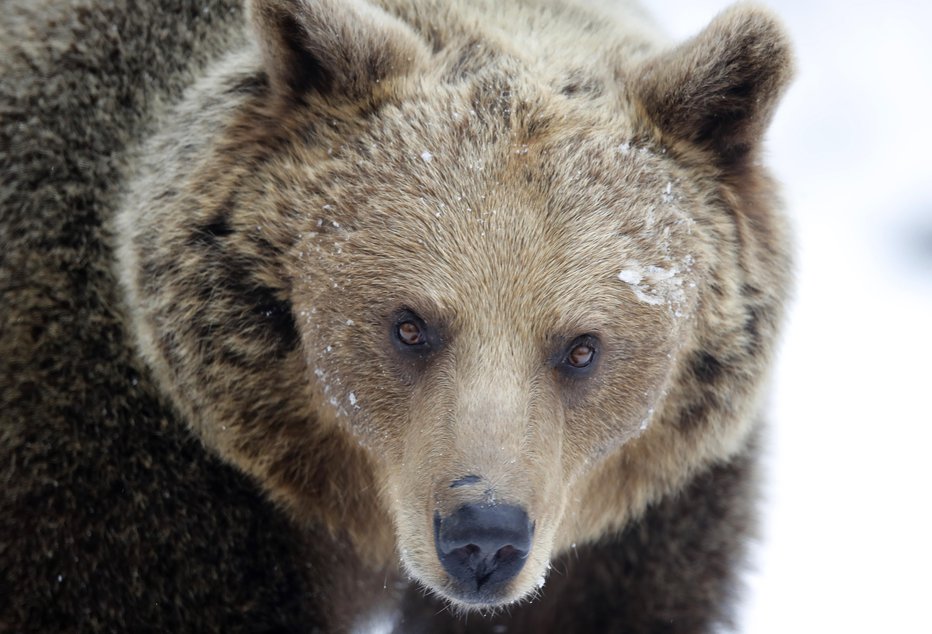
0, 0, 793, 631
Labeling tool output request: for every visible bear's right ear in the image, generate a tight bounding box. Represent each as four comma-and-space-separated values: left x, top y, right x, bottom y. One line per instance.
249, 0, 428, 102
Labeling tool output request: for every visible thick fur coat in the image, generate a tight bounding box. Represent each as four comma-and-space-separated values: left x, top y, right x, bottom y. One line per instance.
0, 0, 793, 631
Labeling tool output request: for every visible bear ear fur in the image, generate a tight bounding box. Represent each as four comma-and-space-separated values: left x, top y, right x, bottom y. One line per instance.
632, 5, 794, 168
248, 0, 428, 102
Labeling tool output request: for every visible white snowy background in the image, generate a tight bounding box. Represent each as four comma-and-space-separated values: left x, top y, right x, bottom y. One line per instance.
649, 1, 932, 631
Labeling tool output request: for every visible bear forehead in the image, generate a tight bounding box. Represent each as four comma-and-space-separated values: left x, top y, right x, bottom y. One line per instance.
274, 102, 697, 324
278, 83, 692, 239
287, 146, 697, 342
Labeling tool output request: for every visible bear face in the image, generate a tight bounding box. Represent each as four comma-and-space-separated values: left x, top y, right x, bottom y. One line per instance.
117, 0, 792, 610
285, 85, 706, 604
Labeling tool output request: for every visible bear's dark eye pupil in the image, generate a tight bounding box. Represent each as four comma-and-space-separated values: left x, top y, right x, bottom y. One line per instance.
397, 321, 424, 346
568, 344, 594, 368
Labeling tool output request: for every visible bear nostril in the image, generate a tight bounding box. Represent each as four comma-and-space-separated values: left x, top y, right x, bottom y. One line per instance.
460, 543, 480, 558
434, 504, 532, 593
496, 544, 519, 563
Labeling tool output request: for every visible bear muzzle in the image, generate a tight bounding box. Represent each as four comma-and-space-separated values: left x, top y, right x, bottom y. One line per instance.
433, 503, 534, 603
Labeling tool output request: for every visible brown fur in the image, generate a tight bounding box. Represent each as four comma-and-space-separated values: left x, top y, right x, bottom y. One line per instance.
2, 0, 793, 630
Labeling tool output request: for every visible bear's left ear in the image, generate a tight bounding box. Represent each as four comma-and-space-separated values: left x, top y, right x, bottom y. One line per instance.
249, 0, 429, 102
631, 5, 794, 168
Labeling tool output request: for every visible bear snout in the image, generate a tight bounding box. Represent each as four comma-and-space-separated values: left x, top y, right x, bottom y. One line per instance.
433, 504, 533, 602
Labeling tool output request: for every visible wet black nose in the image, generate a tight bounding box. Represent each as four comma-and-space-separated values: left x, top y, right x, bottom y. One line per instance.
434, 504, 533, 593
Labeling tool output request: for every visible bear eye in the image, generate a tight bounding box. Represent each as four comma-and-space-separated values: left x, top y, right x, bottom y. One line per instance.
560, 335, 599, 374
397, 320, 425, 346
393, 311, 429, 348
567, 343, 594, 368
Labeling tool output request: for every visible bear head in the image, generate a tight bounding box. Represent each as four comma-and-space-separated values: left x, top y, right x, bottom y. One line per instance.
118, 0, 793, 609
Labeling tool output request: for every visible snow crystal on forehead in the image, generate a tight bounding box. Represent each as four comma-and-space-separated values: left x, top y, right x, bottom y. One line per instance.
615, 175, 699, 316
617, 263, 675, 306
617, 256, 694, 317
616, 142, 669, 159
618, 268, 643, 285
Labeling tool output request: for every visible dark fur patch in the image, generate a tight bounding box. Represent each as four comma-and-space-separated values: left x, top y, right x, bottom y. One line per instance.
193, 212, 235, 246
692, 351, 724, 385
677, 400, 713, 430
469, 74, 515, 129
278, 14, 334, 97
252, 233, 286, 258
560, 83, 581, 97
445, 39, 494, 81
153, 188, 178, 202
559, 71, 604, 98
225, 71, 269, 97
253, 296, 300, 355
694, 78, 756, 154
740, 285, 765, 353
215, 271, 299, 357
355, 97, 388, 122
525, 113, 554, 141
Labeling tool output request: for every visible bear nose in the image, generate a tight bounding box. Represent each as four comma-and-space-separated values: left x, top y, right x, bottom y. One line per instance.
434, 504, 533, 593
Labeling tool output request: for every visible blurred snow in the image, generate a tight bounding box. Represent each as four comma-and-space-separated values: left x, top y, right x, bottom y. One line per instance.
648, 1, 932, 631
